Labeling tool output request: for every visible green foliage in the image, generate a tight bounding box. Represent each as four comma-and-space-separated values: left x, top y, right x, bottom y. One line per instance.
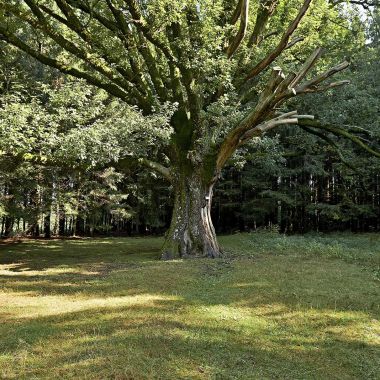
0, 1, 379, 239
0, 79, 175, 168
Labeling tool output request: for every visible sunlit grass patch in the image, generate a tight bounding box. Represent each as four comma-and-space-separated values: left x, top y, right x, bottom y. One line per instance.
0, 292, 180, 319
0, 233, 379, 379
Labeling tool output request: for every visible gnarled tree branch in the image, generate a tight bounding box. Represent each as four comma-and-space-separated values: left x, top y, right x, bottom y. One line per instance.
227, 0, 249, 58
239, 111, 315, 144
217, 49, 350, 172
245, 0, 312, 80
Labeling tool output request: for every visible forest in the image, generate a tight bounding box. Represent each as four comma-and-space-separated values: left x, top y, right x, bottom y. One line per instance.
0, 0, 379, 379
0, 0, 379, 251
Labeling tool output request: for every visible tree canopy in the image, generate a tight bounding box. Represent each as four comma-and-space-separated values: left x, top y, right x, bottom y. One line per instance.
0, 0, 379, 257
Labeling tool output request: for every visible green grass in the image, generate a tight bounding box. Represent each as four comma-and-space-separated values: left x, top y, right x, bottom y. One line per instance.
0, 233, 379, 379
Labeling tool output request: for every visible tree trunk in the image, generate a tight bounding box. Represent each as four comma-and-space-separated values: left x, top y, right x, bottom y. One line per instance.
3, 217, 14, 238
161, 168, 221, 259
44, 212, 51, 238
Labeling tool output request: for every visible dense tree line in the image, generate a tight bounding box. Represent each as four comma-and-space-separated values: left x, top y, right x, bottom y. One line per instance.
0, 1, 379, 251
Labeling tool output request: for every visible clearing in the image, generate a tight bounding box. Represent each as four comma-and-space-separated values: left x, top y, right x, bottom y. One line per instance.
0, 233, 379, 379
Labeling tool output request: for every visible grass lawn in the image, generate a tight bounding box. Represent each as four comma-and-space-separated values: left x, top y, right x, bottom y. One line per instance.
0, 232, 379, 379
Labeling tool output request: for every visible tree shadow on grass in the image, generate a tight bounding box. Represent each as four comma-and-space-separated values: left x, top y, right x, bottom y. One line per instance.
1, 299, 379, 379
0, 237, 163, 272
0, 247, 379, 317
0, 238, 379, 378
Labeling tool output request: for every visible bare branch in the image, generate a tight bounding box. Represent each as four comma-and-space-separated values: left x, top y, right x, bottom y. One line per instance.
245, 0, 312, 80
227, 0, 250, 58
300, 80, 351, 93
217, 51, 351, 172
290, 47, 323, 87
295, 61, 350, 93
239, 111, 314, 143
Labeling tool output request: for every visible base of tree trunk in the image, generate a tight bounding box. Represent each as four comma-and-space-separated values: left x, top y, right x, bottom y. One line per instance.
161, 171, 222, 259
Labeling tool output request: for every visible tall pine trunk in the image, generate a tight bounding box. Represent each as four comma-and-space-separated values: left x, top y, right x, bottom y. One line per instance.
161, 165, 221, 259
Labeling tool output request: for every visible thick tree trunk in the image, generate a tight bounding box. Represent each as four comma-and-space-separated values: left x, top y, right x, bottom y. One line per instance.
161, 169, 221, 259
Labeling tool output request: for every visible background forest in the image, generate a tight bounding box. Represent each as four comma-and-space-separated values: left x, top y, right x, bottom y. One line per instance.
0, 2, 379, 239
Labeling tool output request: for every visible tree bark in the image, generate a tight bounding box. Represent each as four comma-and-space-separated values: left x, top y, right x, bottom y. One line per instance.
161, 168, 221, 259
44, 212, 51, 238
3, 217, 14, 238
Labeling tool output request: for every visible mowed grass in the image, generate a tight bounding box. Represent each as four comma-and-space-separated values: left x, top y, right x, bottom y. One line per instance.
0, 233, 379, 379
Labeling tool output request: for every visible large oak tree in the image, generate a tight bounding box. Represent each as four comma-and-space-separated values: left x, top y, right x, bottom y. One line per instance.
0, 0, 375, 258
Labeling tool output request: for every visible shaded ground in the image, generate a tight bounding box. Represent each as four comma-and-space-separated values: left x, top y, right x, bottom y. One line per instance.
0, 233, 379, 379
